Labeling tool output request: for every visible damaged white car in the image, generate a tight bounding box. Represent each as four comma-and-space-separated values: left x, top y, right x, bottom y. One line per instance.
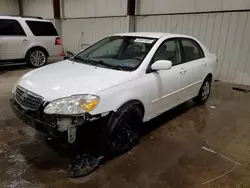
11, 32, 217, 155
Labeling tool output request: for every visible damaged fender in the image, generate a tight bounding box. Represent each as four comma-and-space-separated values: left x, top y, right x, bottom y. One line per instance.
56, 112, 111, 143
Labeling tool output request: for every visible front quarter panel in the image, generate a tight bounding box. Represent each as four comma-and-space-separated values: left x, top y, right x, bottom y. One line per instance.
90, 75, 151, 122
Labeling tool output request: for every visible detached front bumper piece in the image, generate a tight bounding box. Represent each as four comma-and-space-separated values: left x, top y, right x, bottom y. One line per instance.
10, 98, 58, 135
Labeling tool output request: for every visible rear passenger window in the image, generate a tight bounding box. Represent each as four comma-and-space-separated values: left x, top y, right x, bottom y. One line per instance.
181, 39, 204, 62
0, 19, 26, 36
26, 21, 58, 36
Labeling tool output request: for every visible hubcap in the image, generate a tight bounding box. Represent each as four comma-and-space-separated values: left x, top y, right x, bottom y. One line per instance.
30, 51, 46, 66
202, 81, 210, 101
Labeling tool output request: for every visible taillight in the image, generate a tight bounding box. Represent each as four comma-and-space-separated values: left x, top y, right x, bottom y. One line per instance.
55, 37, 62, 45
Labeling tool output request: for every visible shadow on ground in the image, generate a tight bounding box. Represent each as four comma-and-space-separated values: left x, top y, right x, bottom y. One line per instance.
0, 64, 28, 73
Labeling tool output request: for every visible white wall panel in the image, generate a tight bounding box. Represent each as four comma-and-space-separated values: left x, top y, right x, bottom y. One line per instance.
61, 17, 127, 53
22, 0, 54, 19
136, 0, 250, 15
0, 0, 19, 15
136, 12, 250, 85
63, 0, 127, 18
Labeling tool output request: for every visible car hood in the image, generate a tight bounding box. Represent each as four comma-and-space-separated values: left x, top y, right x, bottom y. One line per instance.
18, 60, 132, 101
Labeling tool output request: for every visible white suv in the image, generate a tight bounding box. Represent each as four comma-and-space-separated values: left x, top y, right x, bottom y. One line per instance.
11, 32, 217, 156
0, 16, 64, 67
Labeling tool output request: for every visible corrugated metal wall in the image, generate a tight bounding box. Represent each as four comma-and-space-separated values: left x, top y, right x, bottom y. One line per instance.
0, 0, 19, 15
136, 0, 250, 15
22, 0, 54, 19
61, 0, 128, 54
62, 0, 127, 18
61, 17, 127, 53
136, 12, 250, 85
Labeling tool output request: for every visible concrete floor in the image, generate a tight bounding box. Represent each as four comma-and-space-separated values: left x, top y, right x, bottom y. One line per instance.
1, 66, 250, 188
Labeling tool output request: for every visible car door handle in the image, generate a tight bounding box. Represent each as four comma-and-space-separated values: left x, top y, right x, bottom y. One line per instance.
180, 69, 187, 74
202, 61, 207, 66
22, 39, 28, 42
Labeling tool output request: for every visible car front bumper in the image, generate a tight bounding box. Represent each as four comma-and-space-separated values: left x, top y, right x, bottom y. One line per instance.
10, 98, 58, 135
10, 98, 110, 143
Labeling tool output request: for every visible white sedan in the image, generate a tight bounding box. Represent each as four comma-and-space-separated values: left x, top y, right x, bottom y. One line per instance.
11, 32, 217, 155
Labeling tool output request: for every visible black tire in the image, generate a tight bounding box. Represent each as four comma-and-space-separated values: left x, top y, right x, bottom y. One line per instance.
26, 48, 48, 68
106, 102, 143, 156
193, 78, 211, 105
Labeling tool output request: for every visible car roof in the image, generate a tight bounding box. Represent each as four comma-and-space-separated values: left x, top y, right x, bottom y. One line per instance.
114, 32, 192, 39
0, 15, 50, 22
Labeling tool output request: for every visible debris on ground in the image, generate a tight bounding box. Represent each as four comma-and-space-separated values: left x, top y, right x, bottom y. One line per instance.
201, 145, 241, 184
55, 169, 67, 174
68, 154, 105, 178
232, 87, 250, 93
210, 106, 216, 109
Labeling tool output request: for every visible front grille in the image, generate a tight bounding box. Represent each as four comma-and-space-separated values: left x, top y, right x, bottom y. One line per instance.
15, 86, 43, 111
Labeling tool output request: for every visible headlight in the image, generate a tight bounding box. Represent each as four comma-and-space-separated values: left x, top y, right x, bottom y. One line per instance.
44, 95, 99, 115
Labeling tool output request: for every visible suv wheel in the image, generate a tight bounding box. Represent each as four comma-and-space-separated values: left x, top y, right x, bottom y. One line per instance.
26, 49, 48, 68
193, 78, 211, 105
106, 102, 143, 156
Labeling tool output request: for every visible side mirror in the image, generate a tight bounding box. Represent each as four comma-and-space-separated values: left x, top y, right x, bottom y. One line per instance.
151, 60, 172, 71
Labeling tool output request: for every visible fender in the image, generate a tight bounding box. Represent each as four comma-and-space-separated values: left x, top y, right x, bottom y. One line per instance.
90, 75, 152, 122
24, 42, 49, 56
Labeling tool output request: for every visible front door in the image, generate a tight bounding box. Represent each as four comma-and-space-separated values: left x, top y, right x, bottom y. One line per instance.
148, 39, 183, 118
0, 19, 27, 60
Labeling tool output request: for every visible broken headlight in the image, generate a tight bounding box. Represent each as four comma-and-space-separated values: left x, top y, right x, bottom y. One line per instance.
44, 95, 99, 115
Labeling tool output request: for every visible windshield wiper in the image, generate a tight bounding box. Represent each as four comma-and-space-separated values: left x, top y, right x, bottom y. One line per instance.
72, 57, 130, 71
86, 59, 125, 71
71, 56, 97, 66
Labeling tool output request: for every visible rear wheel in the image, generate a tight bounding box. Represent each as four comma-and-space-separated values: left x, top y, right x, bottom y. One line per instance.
193, 78, 211, 105
26, 49, 48, 68
106, 102, 143, 156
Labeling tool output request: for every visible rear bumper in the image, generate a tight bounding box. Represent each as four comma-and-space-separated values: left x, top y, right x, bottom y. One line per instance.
10, 98, 58, 135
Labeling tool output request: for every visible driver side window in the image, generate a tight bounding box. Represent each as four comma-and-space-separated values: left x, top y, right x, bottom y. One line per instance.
153, 39, 181, 66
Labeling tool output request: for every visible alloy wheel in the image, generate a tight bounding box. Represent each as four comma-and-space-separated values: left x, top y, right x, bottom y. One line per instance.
202, 81, 210, 101
30, 50, 46, 67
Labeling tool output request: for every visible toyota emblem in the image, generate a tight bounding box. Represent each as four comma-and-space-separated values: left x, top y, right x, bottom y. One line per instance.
21, 93, 28, 101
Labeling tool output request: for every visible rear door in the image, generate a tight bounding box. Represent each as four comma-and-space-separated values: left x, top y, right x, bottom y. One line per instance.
0, 19, 27, 60
178, 38, 206, 102
25, 20, 62, 57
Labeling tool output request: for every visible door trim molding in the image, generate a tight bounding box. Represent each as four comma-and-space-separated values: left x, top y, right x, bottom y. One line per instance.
152, 80, 202, 104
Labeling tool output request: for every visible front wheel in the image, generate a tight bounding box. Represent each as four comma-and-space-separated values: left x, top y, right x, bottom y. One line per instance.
193, 78, 211, 105
106, 102, 143, 156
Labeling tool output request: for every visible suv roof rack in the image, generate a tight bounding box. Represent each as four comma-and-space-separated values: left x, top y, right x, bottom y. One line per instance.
7, 15, 43, 19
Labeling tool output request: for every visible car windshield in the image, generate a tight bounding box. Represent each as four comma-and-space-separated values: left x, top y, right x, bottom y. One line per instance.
71, 36, 157, 71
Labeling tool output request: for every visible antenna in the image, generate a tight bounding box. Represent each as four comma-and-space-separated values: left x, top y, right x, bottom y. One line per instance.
171, 23, 179, 33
